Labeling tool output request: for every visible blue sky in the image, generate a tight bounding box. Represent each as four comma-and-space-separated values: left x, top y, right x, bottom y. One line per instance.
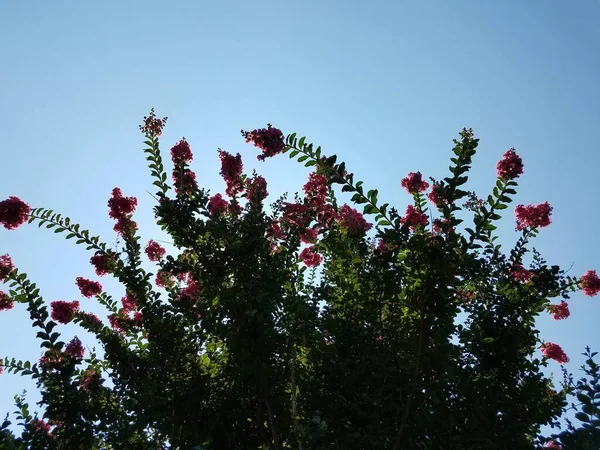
1, 0, 599, 433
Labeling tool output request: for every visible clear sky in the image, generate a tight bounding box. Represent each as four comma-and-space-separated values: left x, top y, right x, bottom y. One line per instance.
1, 0, 599, 433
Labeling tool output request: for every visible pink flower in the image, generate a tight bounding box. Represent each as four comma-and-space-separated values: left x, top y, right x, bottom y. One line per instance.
121, 293, 137, 313
515, 202, 552, 231
375, 239, 398, 254
78, 312, 102, 328
244, 124, 285, 161
511, 265, 534, 283
401, 172, 429, 194
316, 203, 338, 228
400, 205, 429, 230
76, 277, 102, 298
300, 227, 319, 244
283, 203, 312, 229
338, 205, 372, 235
427, 185, 446, 207
541, 342, 569, 364
208, 193, 230, 218
113, 217, 137, 237
544, 440, 561, 449
0, 196, 31, 230
299, 246, 323, 267
268, 221, 286, 240
179, 280, 201, 302
580, 270, 600, 297
303, 172, 328, 208
108, 313, 129, 334
246, 176, 268, 203
139, 109, 167, 137
155, 271, 174, 288
0, 254, 14, 281
170, 138, 193, 164
145, 240, 166, 262
39, 352, 62, 370
0, 291, 14, 311
548, 302, 570, 320
65, 336, 84, 360
90, 253, 112, 276
132, 311, 144, 326
30, 418, 52, 436
51, 301, 80, 324
173, 168, 198, 195
80, 368, 100, 392
0, 359, 3, 375
496, 148, 524, 180
218, 150, 244, 197
107, 188, 137, 220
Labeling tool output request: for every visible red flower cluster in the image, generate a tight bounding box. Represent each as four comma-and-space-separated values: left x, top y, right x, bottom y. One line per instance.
170, 138, 193, 165
427, 185, 446, 207
90, 253, 112, 276
268, 221, 286, 240
0, 291, 14, 311
580, 270, 600, 297
108, 313, 131, 334
139, 109, 167, 137
173, 167, 198, 195
218, 150, 244, 196
511, 264, 534, 283
30, 418, 52, 436
107, 188, 138, 236
0, 196, 31, 230
0, 254, 14, 281
300, 227, 319, 244
121, 293, 137, 313
548, 302, 570, 320
544, 440, 561, 449
246, 176, 268, 203
179, 280, 201, 302
299, 246, 322, 267
400, 205, 429, 230
515, 202, 552, 231
145, 240, 166, 262
65, 336, 84, 360
76, 277, 102, 298
78, 312, 102, 328
303, 172, 328, 208
208, 193, 230, 218
244, 124, 285, 161
541, 342, 569, 364
401, 172, 429, 194
80, 368, 100, 392
51, 300, 80, 324
337, 205, 372, 236
39, 352, 62, 370
375, 239, 398, 254
282, 203, 311, 229
496, 148, 524, 180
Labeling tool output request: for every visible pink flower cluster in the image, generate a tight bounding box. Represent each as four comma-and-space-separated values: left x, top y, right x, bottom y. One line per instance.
51, 300, 80, 324
303, 172, 328, 209
90, 253, 112, 276
299, 246, 322, 267
496, 148, 524, 180
0, 254, 14, 281
548, 302, 570, 320
108, 188, 138, 236
300, 227, 319, 244
78, 312, 102, 328
338, 204, 372, 236
173, 167, 198, 195
515, 202, 552, 231
76, 277, 102, 298
544, 440, 561, 449
0, 196, 31, 230
427, 185, 446, 207
246, 176, 268, 203
65, 336, 84, 360
400, 205, 429, 230
170, 139, 193, 165
80, 368, 100, 392
121, 293, 137, 313
433, 218, 453, 234
145, 240, 166, 262
208, 193, 231, 218
541, 342, 569, 364
30, 418, 52, 436
401, 172, 429, 194
511, 265, 534, 283
244, 124, 285, 161
218, 150, 244, 197
0, 291, 14, 311
282, 203, 311, 229
580, 270, 600, 297
139, 109, 167, 137
156, 270, 175, 288
375, 239, 398, 255
179, 280, 201, 302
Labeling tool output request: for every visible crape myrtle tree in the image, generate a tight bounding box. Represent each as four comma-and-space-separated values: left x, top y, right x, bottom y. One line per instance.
0, 110, 599, 450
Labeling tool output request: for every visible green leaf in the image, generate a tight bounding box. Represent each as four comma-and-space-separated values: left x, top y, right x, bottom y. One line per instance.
575, 412, 590, 423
